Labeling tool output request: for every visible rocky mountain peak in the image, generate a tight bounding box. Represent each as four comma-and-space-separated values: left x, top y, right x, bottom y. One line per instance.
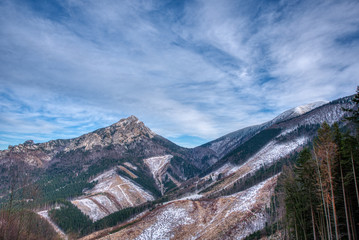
61, 116, 156, 152
0, 116, 158, 167
111, 115, 140, 128
109, 115, 155, 137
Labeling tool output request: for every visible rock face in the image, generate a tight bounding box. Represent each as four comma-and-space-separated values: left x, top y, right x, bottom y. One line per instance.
0, 116, 154, 167
64, 115, 156, 153
0, 116, 215, 194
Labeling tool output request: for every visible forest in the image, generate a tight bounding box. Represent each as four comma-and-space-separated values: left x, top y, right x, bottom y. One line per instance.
276, 88, 359, 239
245, 87, 359, 240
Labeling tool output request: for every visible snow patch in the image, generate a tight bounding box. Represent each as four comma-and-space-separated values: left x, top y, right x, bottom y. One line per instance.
278, 127, 297, 137
225, 180, 267, 216
92, 195, 118, 213
135, 206, 194, 240
144, 155, 172, 177
124, 162, 138, 170
144, 155, 173, 194
72, 169, 154, 221
293, 101, 328, 115
246, 136, 308, 172
72, 198, 107, 221
168, 194, 203, 203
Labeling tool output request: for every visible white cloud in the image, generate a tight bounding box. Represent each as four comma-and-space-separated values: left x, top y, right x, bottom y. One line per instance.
0, 0, 358, 149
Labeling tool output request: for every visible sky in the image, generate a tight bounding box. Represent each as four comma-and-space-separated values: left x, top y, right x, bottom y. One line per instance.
0, 0, 358, 149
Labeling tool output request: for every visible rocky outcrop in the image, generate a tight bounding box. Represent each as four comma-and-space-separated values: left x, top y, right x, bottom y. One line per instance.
0, 116, 156, 167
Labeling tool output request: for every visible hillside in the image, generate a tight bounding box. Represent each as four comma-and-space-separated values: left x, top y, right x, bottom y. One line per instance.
201, 101, 328, 159
98, 175, 278, 240
0, 94, 356, 240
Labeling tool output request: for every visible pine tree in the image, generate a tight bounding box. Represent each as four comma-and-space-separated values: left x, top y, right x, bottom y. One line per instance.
295, 148, 318, 240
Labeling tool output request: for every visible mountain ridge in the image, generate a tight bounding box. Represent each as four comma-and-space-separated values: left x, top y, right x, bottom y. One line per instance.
0, 94, 356, 240
199, 100, 329, 159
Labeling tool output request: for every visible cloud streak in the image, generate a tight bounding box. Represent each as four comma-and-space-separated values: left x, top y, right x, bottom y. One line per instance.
1, 0, 358, 149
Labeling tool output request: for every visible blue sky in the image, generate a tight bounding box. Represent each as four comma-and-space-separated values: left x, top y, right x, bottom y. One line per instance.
1, 0, 358, 149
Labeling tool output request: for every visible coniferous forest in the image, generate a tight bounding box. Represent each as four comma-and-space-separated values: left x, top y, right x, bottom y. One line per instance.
276, 87, 359, 240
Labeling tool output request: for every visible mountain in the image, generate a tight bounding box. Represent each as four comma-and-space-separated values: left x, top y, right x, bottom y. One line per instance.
89, 97, 354, 240
195, 97, 352, 196
0, 95, 355, 240
0, 116, 215, 215
97, 175, 278, 240
1, 115, 176, 168
201, 101, 328, 159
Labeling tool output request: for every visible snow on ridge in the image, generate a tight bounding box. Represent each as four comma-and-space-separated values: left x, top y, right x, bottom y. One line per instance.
227, 175, 279, 239
120, 175, 154, 201
205, 162, 244, 181
293, 101, 328, 115
298, 104, 347, 126
208, 137, 231, 154
167, 194, 203, 204
278, 127, 297, 137
124, 162, 138, 170
205, 162, 232, 179
274, 101, 328, 122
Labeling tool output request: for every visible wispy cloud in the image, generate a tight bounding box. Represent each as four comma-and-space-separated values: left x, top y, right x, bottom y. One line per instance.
0, 0, 358, 149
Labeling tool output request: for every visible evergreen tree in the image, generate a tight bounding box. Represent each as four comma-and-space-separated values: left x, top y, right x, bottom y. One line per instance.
295, 148, 318, 240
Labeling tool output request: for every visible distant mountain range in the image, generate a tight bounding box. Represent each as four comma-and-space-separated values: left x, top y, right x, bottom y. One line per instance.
0, 94, 354, 239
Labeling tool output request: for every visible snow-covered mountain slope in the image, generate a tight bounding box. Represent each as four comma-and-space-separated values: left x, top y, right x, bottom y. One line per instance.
144, 155, 181, 194
99, 175, 278, 240
203, 125, 263, 160
202, 134, 307, 197
200, 96, 353, 180
202, 101, 328, 160
72, 169, 154, 221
